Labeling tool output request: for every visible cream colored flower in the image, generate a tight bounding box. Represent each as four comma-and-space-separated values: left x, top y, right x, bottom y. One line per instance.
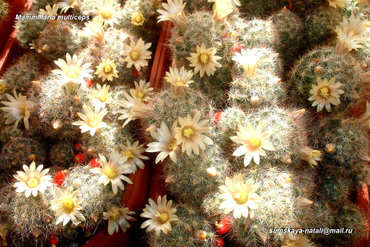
58, 0, 82, 13
328, 0, 346, 8
1, 89, 33, 130
13, 161, 52, 197
232, 48, 261, 77
91, 84, 112, 110
72, 105, 108, 136
164, 66, 194, 92
29, 41, 49, 54
213, 0, 233, 21
129, 80, 153, 102
157, 0, 187, 27
339, 15, 369, 37
53, 53, 93, 84
90, 151, 133, 194
335, 27, 365, 53
299, 146, 322, 168
103, 206, 136, 235
359, 101, 370, 129
93, 0, 122, 28
119, 140, 149, 173
95, 58, 119, 82
175, 111, 213, 156
50, 187, 86, 226
308, 77, 344, 112
187, 44, 222, 78
122, 38, 152, 71
117, 91, 152, 127
39, 4, 59, 16
131, 11, 145, 26
230, 122, 274, 166
282, 234, 317, 247
84, 16, 105, 42
219, 174, 261, 219
146, 121, 179, 164
141, 195, 178, 236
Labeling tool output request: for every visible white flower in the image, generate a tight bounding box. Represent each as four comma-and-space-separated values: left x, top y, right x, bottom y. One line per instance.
335, 27, 365, 53
175, 111, 213, 156
92, 0, 122, 28
72, 105, 108, 136
90, 84, 112, 110
141, 195, 178, 236
129, 80, 153, 102
119, 140, 149, 173
83, 16, 105, 42
131, 11, 145, 26
308, 77, 344, 112
208, 0, 240, 6
339, 15, 370, 37
53, 53, 93, 84
1, 89, 33, 130
164, 66, 194, 92
146, 121, 179, 164
58, 0, 82, 13
299, 146, 322, 168
103, 206, 136, 235
50, 187, 86, 226
90, 152, 133, 194
117, 91, 152, 127
212, 0, 234, 21
328, 0, 346, 8
232, 48, 261, 77
95, 58, 119, 82
157, 0, 187, 27
230, 122, 274, 166
122, 38, 152, 71
13, 161, 52, 197
219, 174, 261, 219
39, 4, 59, 16
187, 44, 222, 78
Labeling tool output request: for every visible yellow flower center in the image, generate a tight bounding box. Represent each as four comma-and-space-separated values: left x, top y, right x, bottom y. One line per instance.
182, 127, 194, 138
27, 177, 39, 188
0, 82, 6, 93
199, 53, 209, 64
101, 10, 112, 20
124, 150, 134, 158
250, 137, 261, 148
175, 76, 184, 86
112, 210, 120, 220
168, 140, 177, 150
154, 212, 169, 224
64, 199, 74, 210
104, 167, 116, 179
137, 92, 145, 99
104, 64, 113, 73
130, 52, 139, 61
319, 86, 330, 98
99, 93, 108, 102
20, 104, 27, 116
89, 118, 100, 127
233, 190, 249, 205
200, 234, 206, 240
67, 70, 78, 79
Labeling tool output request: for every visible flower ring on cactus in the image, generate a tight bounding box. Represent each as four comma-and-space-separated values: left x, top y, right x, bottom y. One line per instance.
146, 121, 180, 164
219, 174, 261, 219
103, 206, 136, 235
175, 111, 214, 156
90, 151, 133, 194
13, 161, 52, 197
232, 48, 261, 78
72, 105, 108, 136
187, 44, 222, 78
1, 89, 34, 130
157, 0, 187, 27
50, 187, 86, 226
52, 53, 93, 84
92, 0, 122, 28
130, 80, 153, 102
122, 38, 152, 71
164, 66, 194, 92
140, 195, 179, 236
91, 84, 112, 110
119, 140, 149, 173
308, 77, 344, 112
230, 122, 274, 166
95, 58, 119, 82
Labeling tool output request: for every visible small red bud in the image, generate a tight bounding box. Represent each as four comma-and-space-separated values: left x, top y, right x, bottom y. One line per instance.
74, 153, 85, 163
88, 158, 100, 168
